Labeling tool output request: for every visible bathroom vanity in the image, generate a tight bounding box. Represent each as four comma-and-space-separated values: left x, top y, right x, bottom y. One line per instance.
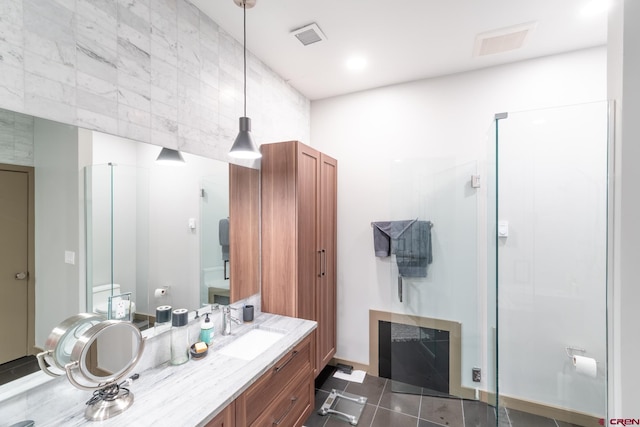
0, 313, 316, 427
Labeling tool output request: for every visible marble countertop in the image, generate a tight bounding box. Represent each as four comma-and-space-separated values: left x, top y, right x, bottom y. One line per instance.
0, 313, 316, 427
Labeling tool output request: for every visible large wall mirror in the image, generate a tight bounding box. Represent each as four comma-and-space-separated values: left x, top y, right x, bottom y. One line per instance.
0, 107, 259, 387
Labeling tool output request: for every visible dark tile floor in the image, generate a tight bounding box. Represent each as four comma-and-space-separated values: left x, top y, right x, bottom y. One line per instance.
0, 356, 40, 386
304, 366, 582, 427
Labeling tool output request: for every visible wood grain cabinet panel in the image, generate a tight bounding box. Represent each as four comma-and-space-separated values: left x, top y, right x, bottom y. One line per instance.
249, 369, 313, 427
229, 164, 260, 302
260, 141, 337, 376
204, 401, 235, 427
235, 334, 314, 427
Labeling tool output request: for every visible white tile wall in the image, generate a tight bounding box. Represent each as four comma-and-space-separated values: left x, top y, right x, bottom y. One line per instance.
0, 0, 310, 162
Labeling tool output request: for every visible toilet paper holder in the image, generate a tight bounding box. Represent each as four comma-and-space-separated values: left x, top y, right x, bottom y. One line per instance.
565, 346, 599, 364
565, 346, 586, 359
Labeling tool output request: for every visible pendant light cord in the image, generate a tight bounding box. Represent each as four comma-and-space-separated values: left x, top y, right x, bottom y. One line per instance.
243, 1, 247, 117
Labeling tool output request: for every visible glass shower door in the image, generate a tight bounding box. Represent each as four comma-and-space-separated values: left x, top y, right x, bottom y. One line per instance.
493, 101, 609, 426
85, 163, 149, 324
380, 156, 491, 424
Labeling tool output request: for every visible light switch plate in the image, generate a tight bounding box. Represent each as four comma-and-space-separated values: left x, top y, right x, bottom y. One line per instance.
64, 250, 75, 265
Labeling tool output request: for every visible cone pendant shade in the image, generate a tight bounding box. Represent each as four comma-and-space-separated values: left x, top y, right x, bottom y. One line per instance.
229, 117, 261, 159
228, 0, 261, 160
156, 147, 185, 165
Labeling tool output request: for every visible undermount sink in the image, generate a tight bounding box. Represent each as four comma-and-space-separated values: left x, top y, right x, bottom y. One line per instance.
217, 327, 285, 361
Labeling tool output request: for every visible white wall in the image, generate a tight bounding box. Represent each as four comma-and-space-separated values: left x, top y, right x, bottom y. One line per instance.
311, 47, 606, 398
608, 0, 640, 418
33, 119, 83, 346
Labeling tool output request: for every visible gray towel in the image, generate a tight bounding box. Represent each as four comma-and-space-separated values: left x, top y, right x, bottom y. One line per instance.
395, 220, 433, 277
371, 220, 416, 257
219, 218, 230, 261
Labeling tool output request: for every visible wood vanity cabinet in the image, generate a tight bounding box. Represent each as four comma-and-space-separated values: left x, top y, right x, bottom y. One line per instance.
205, 401, 235, 427
235, 334, 314, 427
260, 140, 337, 376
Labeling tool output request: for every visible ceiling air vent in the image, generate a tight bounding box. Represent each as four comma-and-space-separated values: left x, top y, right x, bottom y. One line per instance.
473, 22, 537, 57
291, 22, 327, 46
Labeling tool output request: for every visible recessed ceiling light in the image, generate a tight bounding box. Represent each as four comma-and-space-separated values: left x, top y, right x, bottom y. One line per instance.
346, 56, 367, 72
580, 0, 610, 18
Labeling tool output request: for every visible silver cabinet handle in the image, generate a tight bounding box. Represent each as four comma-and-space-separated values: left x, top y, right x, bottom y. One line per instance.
274, 350, 299, 373
15, 272, 28, 280
272, 396, 298, 426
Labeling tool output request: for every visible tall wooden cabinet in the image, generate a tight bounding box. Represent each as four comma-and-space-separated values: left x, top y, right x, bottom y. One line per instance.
229, 164, 260, 302
260, 140, 337, 375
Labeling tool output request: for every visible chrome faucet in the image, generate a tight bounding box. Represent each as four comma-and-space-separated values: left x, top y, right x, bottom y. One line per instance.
221, 305, 242, 335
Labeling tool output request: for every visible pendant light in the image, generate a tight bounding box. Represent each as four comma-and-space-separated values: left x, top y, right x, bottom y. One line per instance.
156, 147, 185, 165
229, 0, 261, 159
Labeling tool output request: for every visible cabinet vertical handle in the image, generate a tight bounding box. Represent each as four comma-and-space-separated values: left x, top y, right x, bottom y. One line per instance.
321, 249, 326, 277
317, 250, 322, 277
272, 396, 298, 425
274, 350, 299, 373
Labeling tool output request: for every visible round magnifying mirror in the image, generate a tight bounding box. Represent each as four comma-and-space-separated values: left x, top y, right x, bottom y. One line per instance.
37, 313, 103, 376
65, 320, 145, 421
70, 320, 144, 386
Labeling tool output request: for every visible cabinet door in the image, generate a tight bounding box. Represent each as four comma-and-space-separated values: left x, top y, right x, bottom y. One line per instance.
205, 401, 235, 427
249, 369, 313, 427
229, 165, 260, 302
261, 142, 299, 316
235, 335, 312, 426
296, 143, 320, 322
317, 154, 338, 371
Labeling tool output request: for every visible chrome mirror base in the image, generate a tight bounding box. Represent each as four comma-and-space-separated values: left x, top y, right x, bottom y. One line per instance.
85, 390, 134, 421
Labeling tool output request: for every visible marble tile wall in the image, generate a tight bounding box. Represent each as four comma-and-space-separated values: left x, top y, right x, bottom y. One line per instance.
0, 109, 34, 166
0, 0, 310, 163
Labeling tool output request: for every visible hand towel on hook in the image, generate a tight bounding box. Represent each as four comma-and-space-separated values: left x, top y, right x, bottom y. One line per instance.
371, 219, 417, 257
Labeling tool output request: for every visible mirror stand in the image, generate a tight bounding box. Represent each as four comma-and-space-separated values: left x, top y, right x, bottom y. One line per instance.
38, 316, 144, 421
83, 380, 136, 421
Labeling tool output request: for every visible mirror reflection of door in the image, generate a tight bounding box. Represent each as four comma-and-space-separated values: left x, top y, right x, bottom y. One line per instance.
0, 165, 34, 365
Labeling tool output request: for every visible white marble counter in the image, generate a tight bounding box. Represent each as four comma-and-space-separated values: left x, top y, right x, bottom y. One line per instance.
0, 313, 316, 427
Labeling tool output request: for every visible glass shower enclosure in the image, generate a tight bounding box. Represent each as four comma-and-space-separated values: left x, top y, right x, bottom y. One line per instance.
381, 100, 609, 426
380, 157, 490, 424
85, 163, 150, 326
491, 101, 609, 426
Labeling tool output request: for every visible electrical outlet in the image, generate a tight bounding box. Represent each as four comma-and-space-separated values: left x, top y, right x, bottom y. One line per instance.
472, 368, 481, 382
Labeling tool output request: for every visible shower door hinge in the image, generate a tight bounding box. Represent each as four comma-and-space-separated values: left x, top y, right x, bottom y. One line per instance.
471, 175, 481, 188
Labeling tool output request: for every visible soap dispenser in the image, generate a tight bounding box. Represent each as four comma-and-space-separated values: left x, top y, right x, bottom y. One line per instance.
200, 313, 214, 346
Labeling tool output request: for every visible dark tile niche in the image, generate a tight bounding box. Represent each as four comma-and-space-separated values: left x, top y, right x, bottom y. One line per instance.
378, 320, 450, 394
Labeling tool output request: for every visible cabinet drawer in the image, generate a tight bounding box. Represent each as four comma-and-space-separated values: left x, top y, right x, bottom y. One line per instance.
250, 369, 313, 427
243, 335, 312, 426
